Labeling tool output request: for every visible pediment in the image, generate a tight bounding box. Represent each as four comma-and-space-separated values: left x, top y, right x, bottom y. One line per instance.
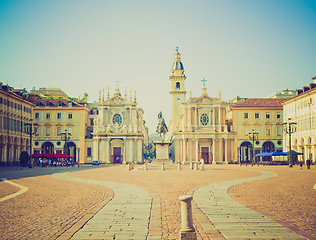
191, 95, 217, 104
103, 95, 135, 106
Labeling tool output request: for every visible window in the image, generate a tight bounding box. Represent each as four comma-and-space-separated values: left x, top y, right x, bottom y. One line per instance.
68, 113, 73, 119
68, 102, 73, 107
266, 127, 271, 136
87, 147, 92, 156
57, 113, 62, 119
57, 126, 61, 136
90, 118, 94, 126
277, 113, 281, 119
244, 113, 248, 119
277, 126, 282, 136
266, 113, 270, 119
36, 102, 41, 107
45, 102, 50, 107
46, 113, 51, 119
255, 113, 259, 119
200, 114, 209, 126
176, 82, 180, 90
58, 101, 63, 107
35, 113, 39, 119
90, 110, 94, 115
46, 127, 51, 136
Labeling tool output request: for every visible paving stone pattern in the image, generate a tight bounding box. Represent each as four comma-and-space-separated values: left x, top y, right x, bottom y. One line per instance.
194, 170, 305, 240
54, 172, 152, 240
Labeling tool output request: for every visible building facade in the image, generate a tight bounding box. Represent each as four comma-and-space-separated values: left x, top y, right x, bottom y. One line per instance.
30, 98, 89, 163
0, 83, 33, 164
92, 87, 147, 164
170, 51, 234, 164
282, 77, 316, 163
228, 98, 287, 163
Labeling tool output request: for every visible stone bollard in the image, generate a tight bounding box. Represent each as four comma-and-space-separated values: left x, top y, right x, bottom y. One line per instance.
194, 162, 199, 170
179, 195, 196, 240
200, 163, 205, 171
162, 162, 165, 171
190, 162, 193, 170
178, 162, 181, 170
128, 162, 134, 171
145, 162, 148, 170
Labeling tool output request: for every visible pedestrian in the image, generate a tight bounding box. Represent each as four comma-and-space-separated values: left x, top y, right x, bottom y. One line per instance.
306, 159, 311, 169
300, 161, 303, 170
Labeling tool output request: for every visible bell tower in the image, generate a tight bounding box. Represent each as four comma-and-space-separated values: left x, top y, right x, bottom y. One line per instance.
170, 48, 186, 133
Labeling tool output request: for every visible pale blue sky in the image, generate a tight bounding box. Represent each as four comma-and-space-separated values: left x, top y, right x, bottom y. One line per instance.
1, 0, 315, 133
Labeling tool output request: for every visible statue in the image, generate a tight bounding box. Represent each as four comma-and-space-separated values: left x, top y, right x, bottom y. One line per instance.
217, 89, 221, 99
156, 112, 168, 141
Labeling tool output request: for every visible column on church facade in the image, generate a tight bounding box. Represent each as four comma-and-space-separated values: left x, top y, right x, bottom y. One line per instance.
195, 108, 198, 129
123, 139, 126, 164
218, 108, 222, 131
213, 108, 216, 128
105, 139, 110, 163
212, 139, 216, 164
175, 139, 181, 163
225, 138, 228, 163
182, 137, 186, 163
189, 139, 193, 162
92, 138, 99, 161
128, 139, 134, 162
188, 106, 192, 131
195, 139, 198, 162
218, 138, 223, 162
100, 139, 106, 163
137, 139, 143, 163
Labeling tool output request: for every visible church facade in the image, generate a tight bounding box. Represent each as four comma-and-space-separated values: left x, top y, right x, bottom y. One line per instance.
92, 87, 147, 164
170, 51, 234, 164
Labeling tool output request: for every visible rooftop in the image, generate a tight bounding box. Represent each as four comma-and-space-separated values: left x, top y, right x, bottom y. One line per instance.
233, 98, 288, 108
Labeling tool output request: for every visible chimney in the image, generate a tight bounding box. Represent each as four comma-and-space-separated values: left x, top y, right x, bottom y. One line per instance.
310, 83, 316, 89
297, 89, 303, 95
313, 76, 316, 84
303, 86, 310, 92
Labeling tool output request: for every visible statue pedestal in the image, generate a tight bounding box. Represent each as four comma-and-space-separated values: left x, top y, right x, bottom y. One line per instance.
153, 141, 171, 160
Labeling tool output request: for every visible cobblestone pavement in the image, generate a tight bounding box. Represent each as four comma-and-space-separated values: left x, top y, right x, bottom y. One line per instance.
66, 164, 258, 239
194, 169, 304, 239
0, 174, 113, 240
230, 165, 316, 240
54, 172, 152, 240
0, 163, 315, 240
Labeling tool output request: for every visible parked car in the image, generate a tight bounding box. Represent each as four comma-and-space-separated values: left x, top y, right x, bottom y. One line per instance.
92, 161, 100, 166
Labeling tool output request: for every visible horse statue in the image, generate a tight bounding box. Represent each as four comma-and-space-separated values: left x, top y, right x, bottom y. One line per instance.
156, 112, 168, 141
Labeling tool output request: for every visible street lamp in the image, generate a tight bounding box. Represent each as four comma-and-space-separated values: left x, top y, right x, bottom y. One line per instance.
283, 117, 297, 167
248, 129, 259, 163
24, 119, 38, 167
61, 130, 71, 163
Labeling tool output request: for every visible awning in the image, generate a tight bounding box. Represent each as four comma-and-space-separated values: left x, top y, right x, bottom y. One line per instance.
31, 154, 73, 158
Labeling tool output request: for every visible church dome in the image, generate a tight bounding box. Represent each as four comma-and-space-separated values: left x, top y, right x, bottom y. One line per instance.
171, 52, 184, 71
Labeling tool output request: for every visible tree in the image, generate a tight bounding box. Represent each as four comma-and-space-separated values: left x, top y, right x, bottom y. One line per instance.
20, 151, 30, 167
287, 150, 298, 167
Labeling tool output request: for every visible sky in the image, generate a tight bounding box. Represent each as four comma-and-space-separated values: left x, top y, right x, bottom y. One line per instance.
0, 0, 316, 133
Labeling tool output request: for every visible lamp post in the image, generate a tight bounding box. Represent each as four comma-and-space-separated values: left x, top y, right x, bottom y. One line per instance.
61, 130, 71, 163
283, 117, 297, 167
24, 119, 38, 167
248, 129, 259, 163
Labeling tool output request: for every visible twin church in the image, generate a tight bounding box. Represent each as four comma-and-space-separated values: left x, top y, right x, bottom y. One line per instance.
92, 49, 233, 164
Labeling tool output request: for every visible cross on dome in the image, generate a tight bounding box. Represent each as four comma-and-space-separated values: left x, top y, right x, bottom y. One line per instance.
201, 77, 207, 86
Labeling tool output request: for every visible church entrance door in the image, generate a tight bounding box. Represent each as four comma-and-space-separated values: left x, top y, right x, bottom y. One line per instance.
113, 147, 121, 164
201, 147, 209, 164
